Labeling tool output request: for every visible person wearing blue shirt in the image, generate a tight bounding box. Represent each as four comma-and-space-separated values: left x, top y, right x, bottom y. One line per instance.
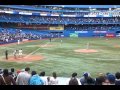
29, 71, 44, 85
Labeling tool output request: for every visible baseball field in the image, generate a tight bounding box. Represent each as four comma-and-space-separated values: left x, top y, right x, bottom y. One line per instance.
0, 37, 120, 77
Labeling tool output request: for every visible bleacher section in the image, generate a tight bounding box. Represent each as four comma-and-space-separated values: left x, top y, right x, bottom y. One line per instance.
0, 14, 119, 24
0, 5, 119, 44
0, 27, 63, 45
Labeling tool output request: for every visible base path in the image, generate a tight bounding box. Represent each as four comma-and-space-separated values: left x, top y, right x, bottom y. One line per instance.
2, 55, 44, 62
74, 49, 98, 53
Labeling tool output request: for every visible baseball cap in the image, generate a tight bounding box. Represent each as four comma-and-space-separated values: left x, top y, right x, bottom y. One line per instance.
17, 70, 21, 74
83, 72, 89, 77
98, 73, 104, 76
107, 74, 115, 82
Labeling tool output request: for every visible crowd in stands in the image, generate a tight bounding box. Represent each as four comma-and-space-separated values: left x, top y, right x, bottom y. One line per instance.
0, 24, 119, 44
0, 27, 63, 44
0, 28, 42, 44
65, 25, 120, 31
0, 14, 119, 24
0, 67, 120, 85
0, 28, 21, 43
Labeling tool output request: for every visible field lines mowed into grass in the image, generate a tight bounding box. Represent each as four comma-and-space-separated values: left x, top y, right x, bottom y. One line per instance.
0, 38, 120, 77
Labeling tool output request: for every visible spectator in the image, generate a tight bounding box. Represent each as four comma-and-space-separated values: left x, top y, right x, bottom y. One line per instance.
80, 72, 90, 85
84, 77, 95, 85
16, 67, 31, 85
29, 71, 44, 85
49, 72, 59, 85
16, 69, 21, 75
46, 76, 51, 85
39, 71, 47, 85
106, 74, 116, 85
0, 69, 3, 75
102, 77, 110, 85
0, 69, 16, 85
68, 72, 81, 85
95, 76, 106, 85
9, 68, 17, 80
115, 72, 120, 85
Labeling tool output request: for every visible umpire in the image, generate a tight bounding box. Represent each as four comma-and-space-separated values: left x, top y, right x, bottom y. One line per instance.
49, 37, 52, 42
5, 50, 8, 60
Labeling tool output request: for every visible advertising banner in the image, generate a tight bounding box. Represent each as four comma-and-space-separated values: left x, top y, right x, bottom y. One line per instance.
105, 33, 115, 38
49, 26, 64, 30
70, 33, 78, 37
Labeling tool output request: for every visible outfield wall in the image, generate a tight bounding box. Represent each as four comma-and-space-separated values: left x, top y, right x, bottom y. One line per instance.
63, 30, 116, 38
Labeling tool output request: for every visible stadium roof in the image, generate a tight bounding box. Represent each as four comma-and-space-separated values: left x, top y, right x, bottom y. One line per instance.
0, 5, 120, 12
0, 5, 120, 9
45, 5, 120, 8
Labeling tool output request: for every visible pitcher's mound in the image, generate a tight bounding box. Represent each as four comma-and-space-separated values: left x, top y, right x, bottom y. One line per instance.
74, 49, 98, 53
4, 55, 44, 62
39, 44, 55, 48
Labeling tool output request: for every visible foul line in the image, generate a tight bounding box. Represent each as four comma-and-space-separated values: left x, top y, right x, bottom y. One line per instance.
24, 39, 56, 58
86, 58, 120, 61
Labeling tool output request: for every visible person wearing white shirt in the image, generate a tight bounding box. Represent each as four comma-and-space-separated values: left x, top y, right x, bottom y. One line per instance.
13, 50, 18, 59
49, 72, 58, 85
16, 67, 31, 85
39, 71, 47, 85
18, 49, 23, 58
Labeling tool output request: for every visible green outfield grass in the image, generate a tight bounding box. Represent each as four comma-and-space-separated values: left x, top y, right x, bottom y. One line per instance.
0, 37, 120, 77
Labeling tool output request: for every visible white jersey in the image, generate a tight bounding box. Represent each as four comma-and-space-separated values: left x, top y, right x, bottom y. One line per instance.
13, 50, 17, 55
18, 40, 20, 44
19, 50, 23, 55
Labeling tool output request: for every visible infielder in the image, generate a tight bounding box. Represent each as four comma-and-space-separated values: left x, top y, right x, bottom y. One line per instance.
18, 49, 23, 58
13, 50, 17, 59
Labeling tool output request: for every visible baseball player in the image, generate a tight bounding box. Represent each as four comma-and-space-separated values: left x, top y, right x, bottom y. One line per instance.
18, 49, 23, 58
13, 50, 17, 59
61, 39, 63, 43
5, 50, 8, 60
18, 39, 20, 45
49, 37, 52, 42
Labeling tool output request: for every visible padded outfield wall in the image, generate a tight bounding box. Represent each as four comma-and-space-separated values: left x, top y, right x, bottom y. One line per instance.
63, 30, 116, 38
